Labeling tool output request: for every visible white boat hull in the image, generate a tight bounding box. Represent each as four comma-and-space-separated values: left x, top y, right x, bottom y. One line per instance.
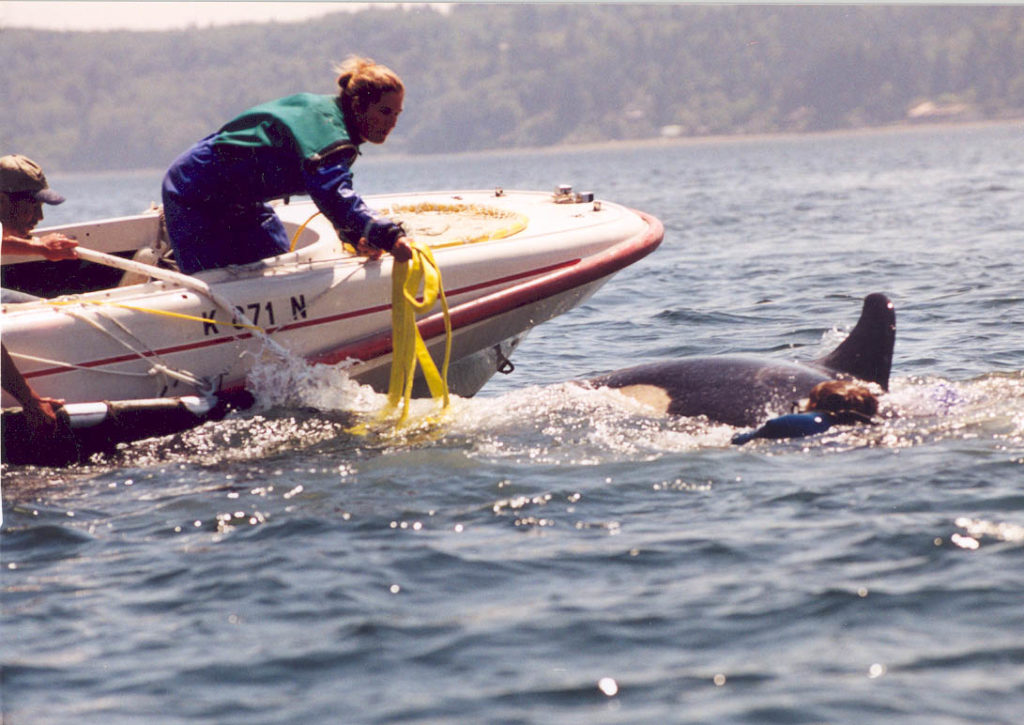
2, 189, 663, 406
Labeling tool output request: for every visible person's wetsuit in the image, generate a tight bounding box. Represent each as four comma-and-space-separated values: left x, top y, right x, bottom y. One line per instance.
731, 407, 877, 445
731, 412, 837, 445
162, 93, 403, 274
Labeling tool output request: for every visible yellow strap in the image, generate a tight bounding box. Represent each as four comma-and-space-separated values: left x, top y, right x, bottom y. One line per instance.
386, 239, 451, 425
350, 239, 452, 435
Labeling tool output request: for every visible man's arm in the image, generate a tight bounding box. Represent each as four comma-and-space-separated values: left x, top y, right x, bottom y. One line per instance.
1, 230, 78, 261
2, 344, 63, 433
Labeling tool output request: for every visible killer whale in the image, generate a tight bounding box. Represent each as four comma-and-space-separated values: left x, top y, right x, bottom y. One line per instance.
587, 293, 895, 428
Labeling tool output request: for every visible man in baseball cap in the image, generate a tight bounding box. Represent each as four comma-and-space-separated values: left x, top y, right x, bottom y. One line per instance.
1, 154, 77, 263
2, 155, 78, 440
0, 154, 66, 204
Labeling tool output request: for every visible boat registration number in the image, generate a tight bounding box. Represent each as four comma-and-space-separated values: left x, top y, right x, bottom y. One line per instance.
201, 295, 308, 335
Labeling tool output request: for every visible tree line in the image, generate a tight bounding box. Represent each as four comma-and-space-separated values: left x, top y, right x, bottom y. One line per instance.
2, 4, 1022, 172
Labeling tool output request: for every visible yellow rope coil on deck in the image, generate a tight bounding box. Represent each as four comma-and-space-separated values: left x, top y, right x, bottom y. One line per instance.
290, 202, 528, 254
381, 202, 528, 248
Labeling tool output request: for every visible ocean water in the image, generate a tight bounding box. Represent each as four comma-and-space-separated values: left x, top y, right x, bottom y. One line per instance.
3, 123, 1023, 724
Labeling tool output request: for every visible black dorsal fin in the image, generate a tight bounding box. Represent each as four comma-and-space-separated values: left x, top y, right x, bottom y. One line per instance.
814, 293, 896, 391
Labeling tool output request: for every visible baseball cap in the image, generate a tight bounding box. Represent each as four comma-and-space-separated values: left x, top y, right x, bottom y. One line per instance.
0, 155, 65, 204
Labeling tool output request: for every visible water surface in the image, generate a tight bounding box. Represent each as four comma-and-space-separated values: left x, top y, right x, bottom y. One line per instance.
3, 123, 1023, 724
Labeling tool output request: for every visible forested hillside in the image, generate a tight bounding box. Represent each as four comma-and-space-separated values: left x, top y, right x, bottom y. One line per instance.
3, 4, 1022, 171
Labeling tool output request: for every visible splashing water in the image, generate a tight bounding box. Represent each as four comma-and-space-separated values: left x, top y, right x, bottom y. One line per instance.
884, 372, 1024, 444
223, 342, 1024, 465
237, 349, 740, 464
244, 345, 383, 414
443, 383, 737, 464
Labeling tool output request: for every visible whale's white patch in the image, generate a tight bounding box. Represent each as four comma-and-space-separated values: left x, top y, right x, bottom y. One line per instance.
613, 384, 672, 414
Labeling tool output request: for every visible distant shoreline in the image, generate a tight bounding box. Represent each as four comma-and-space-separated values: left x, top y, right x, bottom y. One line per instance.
50, 117, 1023, 177
408, 117, 1024, 162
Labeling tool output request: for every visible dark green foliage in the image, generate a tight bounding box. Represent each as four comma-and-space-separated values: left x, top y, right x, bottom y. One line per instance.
2, 5, 1022, 171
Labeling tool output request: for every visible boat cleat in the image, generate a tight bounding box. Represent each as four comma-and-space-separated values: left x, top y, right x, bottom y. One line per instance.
553, 184, 595, 204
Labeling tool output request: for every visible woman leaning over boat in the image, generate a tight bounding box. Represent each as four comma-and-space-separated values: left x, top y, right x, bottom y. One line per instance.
162, 56, 412, 274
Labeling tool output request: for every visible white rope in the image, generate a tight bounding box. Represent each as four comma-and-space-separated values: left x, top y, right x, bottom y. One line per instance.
12, 247, 309, 398
7, 348, 208, 389
60, 305, 209, 391
74, 246, 290, 358
8, 247, 251, 393
11, 349, 153, 377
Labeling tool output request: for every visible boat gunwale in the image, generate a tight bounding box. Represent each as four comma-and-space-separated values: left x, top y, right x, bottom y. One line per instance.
2, 190, 639, 309
4, 197, 663, 399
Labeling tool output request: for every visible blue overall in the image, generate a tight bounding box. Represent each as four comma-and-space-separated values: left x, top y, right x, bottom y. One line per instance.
162, 93, 401, 274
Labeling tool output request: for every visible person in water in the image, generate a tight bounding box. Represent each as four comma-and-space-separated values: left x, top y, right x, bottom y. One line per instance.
162, 56, 413, 274
732, 380, 880, 444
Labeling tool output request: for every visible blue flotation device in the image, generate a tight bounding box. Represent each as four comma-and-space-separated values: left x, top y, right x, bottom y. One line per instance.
731, 412, 835, 445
